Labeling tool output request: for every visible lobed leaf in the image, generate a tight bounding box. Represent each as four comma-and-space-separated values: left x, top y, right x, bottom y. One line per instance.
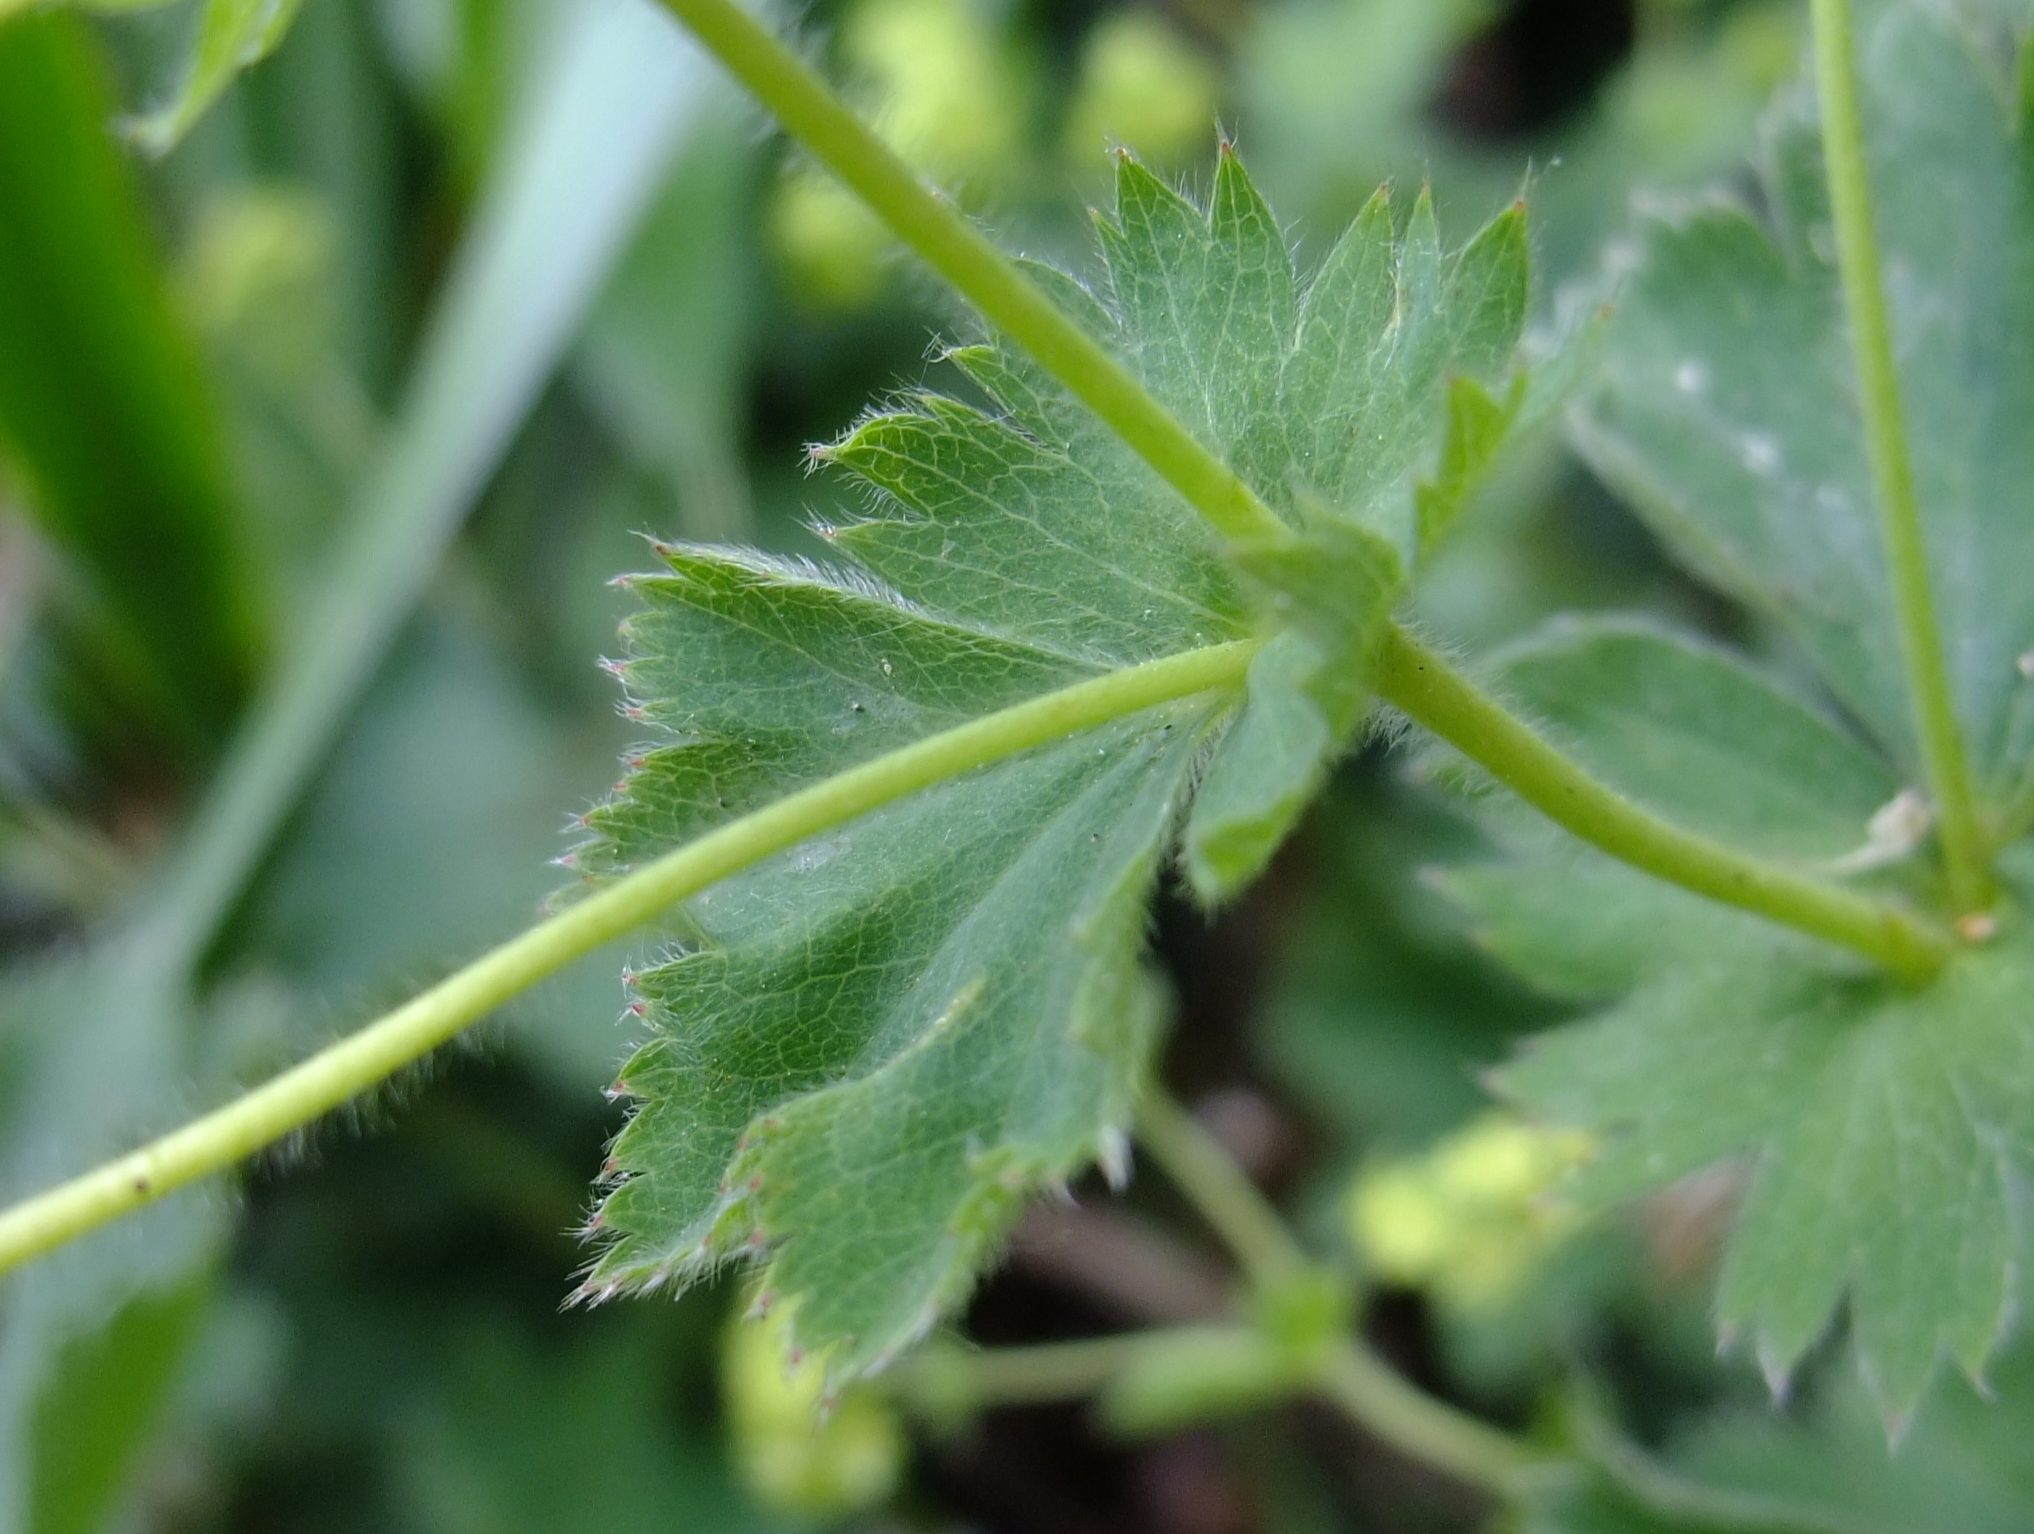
575, 149, 1535, 1377
1450, 619, 2034, 1419
1575, 0, 2034, 806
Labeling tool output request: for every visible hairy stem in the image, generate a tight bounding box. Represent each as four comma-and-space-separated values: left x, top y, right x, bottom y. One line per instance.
648, 0, 1287, 549
1809, 0, 1990, 912
1372, 624, 1956, 980
0, 641, 1257, 1274
1134, 1090, 1308, 1286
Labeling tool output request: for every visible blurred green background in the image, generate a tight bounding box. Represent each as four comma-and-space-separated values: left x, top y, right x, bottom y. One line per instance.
2, 0, 2030, 1529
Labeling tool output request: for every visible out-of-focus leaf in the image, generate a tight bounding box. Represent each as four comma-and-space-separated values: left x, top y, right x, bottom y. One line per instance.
576, 98, 758, 543
1575, 0, 2034, 803
0, 4, 718, 1528
396, 1327, 789, 1534
1524, 1340, 2034, 1532
1483, 618, 1899, 861
1257, 774, 1556, 1149
0, 11, 264, 761
128, 0, 307, 155
1471, 817, 2034, 1422
0, 953, 233, 1534
27, 1276, 210, 1534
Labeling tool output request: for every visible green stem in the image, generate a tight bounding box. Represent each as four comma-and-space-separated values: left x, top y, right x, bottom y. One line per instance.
1371, 623, 1956, 980
1134, 1090, 1307, 1286
1809, 0, 1990, 912
1313, 1340, 1551, 1503
0, 640, 1257, 1274
647, 0, 1288, 550
912, 1095, 1550, 1502
899, 1331, 1192, 1412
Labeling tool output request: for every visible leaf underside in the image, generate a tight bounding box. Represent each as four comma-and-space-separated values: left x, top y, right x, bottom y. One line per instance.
1469, 0, 2034, 1418
570, 149, 1527, 1379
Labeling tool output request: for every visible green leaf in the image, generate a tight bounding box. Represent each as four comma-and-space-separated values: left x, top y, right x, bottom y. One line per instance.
396, 1328, 790, 1534
0, 12, 265, 761
577, 150, 1535, 1378
1485, 860, 2034, 1421
0, 13, 719, 1526
1444, 615, 2031, 1415
127, 0, 307, 155
1483, 618, 1900, 862
1524, 1339, 2034, 1533
1442, 0, 2034, 1425
29, 1276, 211, 1534
1575, 0, 2034, 806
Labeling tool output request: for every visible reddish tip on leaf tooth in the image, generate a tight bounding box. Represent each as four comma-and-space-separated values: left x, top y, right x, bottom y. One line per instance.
626, 755, 646, 770
626, 1000, 647, 1018
747, 1175, 764, 1192
747, 1229, 768, 1250
603, 1157, 621, 1177
787, 1347, 805, 1366
598, 656, 628, 678
622, 705, 646, 722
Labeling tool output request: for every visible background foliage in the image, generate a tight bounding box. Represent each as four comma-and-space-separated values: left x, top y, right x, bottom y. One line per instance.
2, 0, 2030, 1530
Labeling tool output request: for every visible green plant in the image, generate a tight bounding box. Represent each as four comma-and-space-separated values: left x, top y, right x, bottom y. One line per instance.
4, 0, 2034, 1524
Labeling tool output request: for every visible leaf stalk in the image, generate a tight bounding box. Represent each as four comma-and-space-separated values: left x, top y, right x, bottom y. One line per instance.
1134, 1090, 1309, 1287
1371, 623, 1956, 980
1808, 0, 1991, 912
0, 641, 1258, 1275
1134, 1090, 1549, 1500
647, 0, 1289, 549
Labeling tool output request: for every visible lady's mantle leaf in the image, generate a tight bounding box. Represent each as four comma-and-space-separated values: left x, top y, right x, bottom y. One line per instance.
1442, 622, 2028, 1420
570, 151, 1534, 1378
1575, 0, 2034, 805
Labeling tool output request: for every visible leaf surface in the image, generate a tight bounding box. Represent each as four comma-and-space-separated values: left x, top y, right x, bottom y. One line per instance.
1451, 619, 2034, 1417
1576, 0, 2034, 804
577, 152, 1533, 1376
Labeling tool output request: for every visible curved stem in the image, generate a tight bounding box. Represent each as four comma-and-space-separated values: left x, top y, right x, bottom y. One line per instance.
1138, 1091, 1551, 1501
1809, 0, 1990, 912
648, 0, 1287, 550
1371, 623, 1956, 980
1134, 1090, 1308, 1287
1572, 1403, 1887, 1534
0, 641, 1257, 1274
1313, 1340, 1551, 1503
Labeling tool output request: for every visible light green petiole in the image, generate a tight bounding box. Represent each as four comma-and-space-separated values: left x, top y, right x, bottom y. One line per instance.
1372, 625, 1955, 981
648, 0, 1290, 549
1809, 0, 1991, 913
0, 641, 1257, 1274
